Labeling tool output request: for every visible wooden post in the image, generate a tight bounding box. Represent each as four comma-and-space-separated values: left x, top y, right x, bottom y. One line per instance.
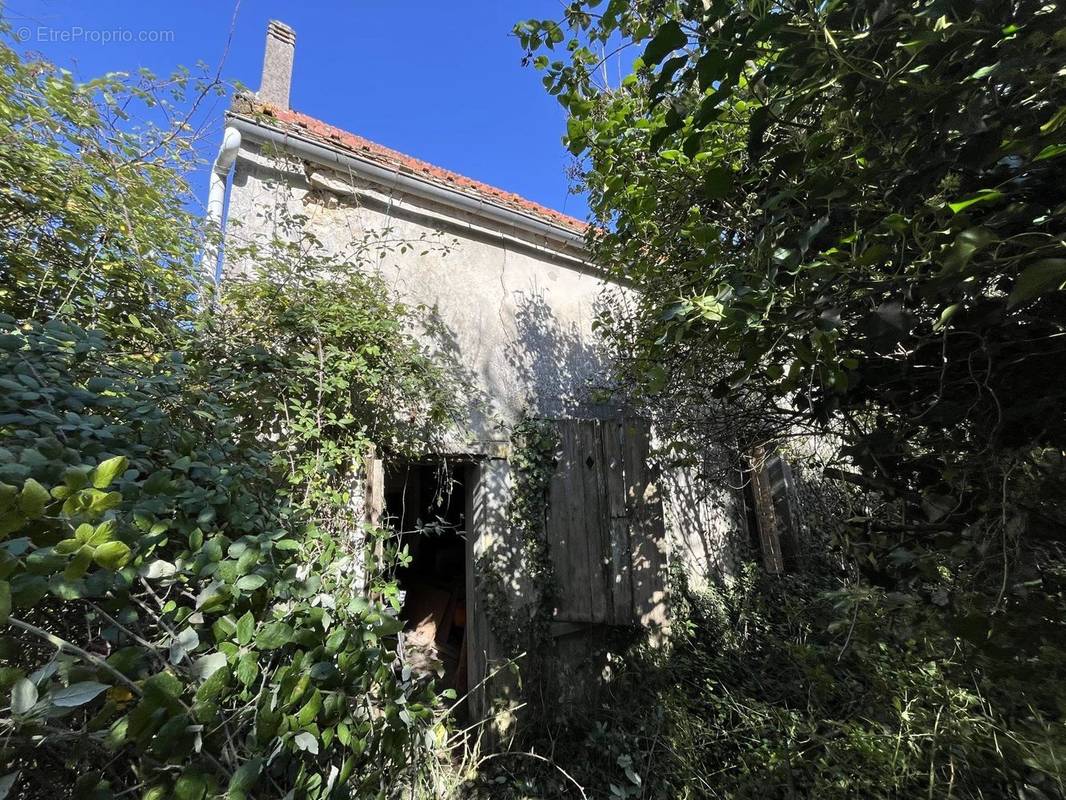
750, 446, 785, 574
364, 448, 385, 592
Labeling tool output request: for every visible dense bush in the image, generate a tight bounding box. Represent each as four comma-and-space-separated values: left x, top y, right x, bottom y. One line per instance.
485, 565, 1065, 799
512, 0, 1066, 796
0, 29, 458, 800
0, 316, 447, 798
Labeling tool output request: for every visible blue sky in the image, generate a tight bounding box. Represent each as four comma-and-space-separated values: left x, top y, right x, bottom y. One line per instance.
5, 0, 589, 220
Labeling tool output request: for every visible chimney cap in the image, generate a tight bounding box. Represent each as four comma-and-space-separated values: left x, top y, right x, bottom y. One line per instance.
258, 20, 296, 109
266, 19, 296, 45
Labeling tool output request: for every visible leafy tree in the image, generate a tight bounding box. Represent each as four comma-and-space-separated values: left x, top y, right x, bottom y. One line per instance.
515, 0, 1066, 795
0, 28, 459, 799
0, 32, 212, 340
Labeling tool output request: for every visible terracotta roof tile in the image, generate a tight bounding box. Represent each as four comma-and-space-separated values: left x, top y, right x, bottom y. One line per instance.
231, 99, 588, 236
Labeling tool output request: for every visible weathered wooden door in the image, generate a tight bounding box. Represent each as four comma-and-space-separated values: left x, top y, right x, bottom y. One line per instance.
749, 447, 800, 574
545, 419, 667, 629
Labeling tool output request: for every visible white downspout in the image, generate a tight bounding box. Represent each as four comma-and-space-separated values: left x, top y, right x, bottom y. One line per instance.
201, 125, 242, 288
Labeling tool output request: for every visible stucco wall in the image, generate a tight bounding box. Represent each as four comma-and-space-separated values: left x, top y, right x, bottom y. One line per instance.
224, 140, 614, 450
222, 135, 746, 594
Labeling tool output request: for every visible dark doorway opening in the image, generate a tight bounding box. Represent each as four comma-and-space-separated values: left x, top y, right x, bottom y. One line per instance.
740, 460, 762, 557
384, 462, 468, 699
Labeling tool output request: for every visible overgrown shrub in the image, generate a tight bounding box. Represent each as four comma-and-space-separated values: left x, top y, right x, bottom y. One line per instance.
471, 564, 1064, 798
0, 316, 446, 798
0, 27, 460, 799
510, 0, 1066, 796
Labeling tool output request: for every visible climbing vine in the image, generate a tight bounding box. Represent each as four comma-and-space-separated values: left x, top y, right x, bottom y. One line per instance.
0, 34, 464, 799
507, 418, 559, 591
477, 417, 559, 669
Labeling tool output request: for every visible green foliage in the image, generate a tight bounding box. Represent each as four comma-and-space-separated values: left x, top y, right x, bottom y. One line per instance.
520, 0, 1066, 454
0, 315, 442, 798
207, 236, 459, 547
0, 27, 459, 800
507, 418, 559, 589
476, 418, 559, 693
517, 0, 1066, 795
492, 567, 1065, 799
519, 0, 1066, 525
0, 24, 214, 339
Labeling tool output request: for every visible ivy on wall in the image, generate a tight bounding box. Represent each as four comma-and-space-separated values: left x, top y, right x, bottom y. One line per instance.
476, 417, 560, 691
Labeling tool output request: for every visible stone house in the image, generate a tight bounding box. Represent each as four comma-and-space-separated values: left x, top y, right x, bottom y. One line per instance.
205, 21, 794, 727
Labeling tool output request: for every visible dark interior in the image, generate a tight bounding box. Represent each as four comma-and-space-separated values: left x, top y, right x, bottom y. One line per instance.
384, 462, 468, 697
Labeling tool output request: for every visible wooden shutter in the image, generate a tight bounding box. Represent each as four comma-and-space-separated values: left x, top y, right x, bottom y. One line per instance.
545, 419, 666, 627
749, 447, 799, 574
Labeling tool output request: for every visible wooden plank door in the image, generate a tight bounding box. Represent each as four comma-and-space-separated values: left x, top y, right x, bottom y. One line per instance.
545, 419, 666, 628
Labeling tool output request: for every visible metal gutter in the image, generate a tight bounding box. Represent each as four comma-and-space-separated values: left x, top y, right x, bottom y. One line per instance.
225, 113, 588, 256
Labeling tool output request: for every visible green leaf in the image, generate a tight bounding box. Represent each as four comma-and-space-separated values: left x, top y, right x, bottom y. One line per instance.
374, 614, 404, 636
1040, 106, 1066, 134
1034, 143, 1066, 161
642, 20, 686, 68
256, 621, 293, 650
0, 483, 16, 512
212, 615, 238, 641
968, 62, 998, 80
88, 491, 122, 514
1008, 259, 1066, 308
227, 758, 262, 794
296, 689, 322, 725
17, 479, 50, 519
324, 627, 346, 654
11, 677, 37, 714
173, 770, 208, 800
236, 651, 259, 686
235, 548, 259, 575
235, 574, 266, 592
236, 612, 255, 646
87, 519, 116, 546
50, 681, 109, 707
0, 581, 9, 625
195, 667, 229, 712
942, 227, 997, 273
92, 541, 131, 571
64, 546, 93, 580
947, 189, 1003, 214
54, 538, 81, 555
933, 303, 961, 331
90, 456, 128, 489
0, 511, 25, 539
61, 467, 89, 491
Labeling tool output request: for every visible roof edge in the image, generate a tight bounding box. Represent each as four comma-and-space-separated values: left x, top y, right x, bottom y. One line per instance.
225, 98, 589, 250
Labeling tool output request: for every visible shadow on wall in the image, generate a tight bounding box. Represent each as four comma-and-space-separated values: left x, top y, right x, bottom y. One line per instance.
505, 286, 615, 420
659, 451, 751, 587
418, 304, 500, 447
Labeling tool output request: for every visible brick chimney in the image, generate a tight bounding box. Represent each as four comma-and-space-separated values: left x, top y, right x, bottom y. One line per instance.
258, 20, 295, 108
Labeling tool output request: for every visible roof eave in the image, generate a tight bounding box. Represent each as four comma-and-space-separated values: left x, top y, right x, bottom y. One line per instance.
225, 110, 589, 258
